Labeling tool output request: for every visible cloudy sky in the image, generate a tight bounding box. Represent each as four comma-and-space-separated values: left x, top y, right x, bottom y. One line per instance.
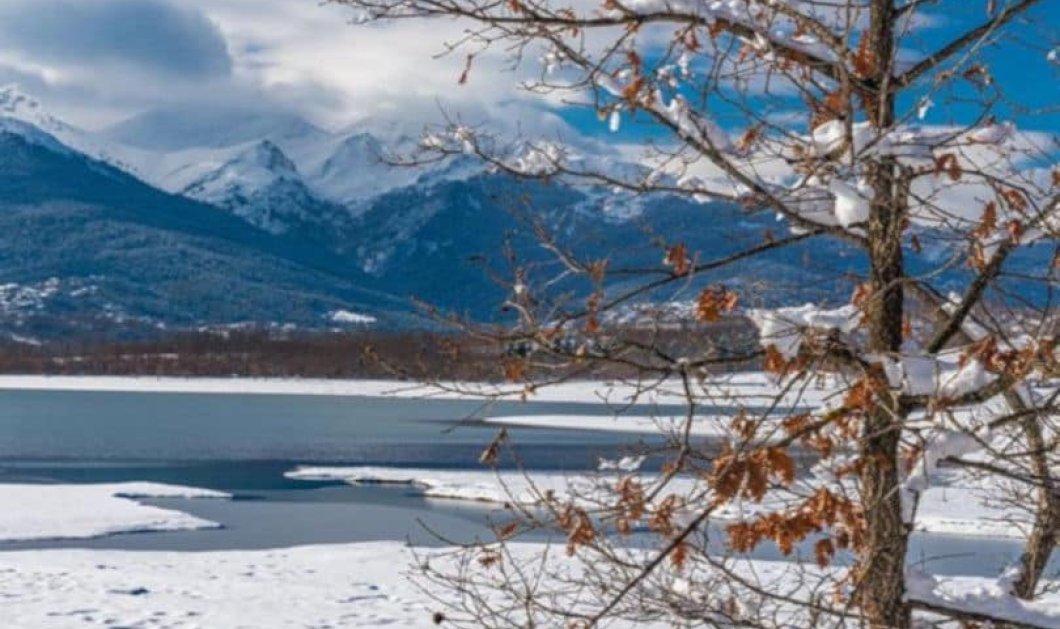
0, 0, 1055, 135
0, 0, 542, 131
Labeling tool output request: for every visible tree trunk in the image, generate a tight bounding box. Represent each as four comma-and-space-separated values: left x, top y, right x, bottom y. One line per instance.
858, 2, 911, 627
1010, 410, 1059, 599
858, 163, 911, 629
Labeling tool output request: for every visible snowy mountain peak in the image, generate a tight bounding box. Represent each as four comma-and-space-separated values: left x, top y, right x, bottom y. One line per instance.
246, 140, 300, 178
179, 140, 348, 236
321, 133, 383, 171
0, 84, 62, 135
183, 140, 301, 203
0, 117, 70, 156
0, 85, 140, 175
0, 85, 87, 141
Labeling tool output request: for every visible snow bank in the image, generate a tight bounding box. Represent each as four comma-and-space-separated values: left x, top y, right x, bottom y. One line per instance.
0, 482, 229, 542
907, 569, 1060, 628
0, 375, 425, 398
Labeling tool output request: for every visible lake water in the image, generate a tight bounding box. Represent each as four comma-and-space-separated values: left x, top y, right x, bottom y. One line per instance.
0, 389, 1053, 580
0, 390, 679, 466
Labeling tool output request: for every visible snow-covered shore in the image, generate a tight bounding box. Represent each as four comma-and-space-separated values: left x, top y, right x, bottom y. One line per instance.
0, 483, 229, 542
0, 375, 437, 398
0, 373, 834, 406
0, 541, 1056, 629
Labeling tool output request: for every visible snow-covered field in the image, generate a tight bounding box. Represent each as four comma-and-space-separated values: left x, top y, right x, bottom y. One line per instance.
0, 483, 229, 542
0, 541, 1056, 629
0, 542, 432, 628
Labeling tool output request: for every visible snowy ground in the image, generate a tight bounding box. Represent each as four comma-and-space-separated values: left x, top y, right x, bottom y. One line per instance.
0, 541, 1056, 629
0, 542, 432, 628
0, 483, 229, 542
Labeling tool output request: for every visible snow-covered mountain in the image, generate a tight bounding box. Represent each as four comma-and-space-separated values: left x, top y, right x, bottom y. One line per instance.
0, 86, 1051, 340
180, 140, 354, 238
0, 100, 407, 340
99, 102, 463, 210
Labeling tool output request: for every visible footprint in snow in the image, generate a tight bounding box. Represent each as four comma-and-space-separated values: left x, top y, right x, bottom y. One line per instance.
109, 586, 150, 596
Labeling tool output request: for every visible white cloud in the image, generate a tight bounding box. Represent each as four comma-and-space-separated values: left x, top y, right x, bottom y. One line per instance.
0, 0, 232, 78
185, 0, 553, 129
0, 0, 544, 132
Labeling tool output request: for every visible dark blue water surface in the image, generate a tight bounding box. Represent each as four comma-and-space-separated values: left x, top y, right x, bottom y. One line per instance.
0, 390, 681, 466
0, 388, 675, 553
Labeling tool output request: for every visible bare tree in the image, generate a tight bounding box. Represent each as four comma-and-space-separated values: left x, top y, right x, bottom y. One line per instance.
331, 0, 1057, 627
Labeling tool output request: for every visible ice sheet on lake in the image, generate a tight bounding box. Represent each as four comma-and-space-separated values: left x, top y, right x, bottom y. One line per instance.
287, 466, 1026, 538
483, 414, 733, 437
0, 482, 229, 542
286, 465, 650, 505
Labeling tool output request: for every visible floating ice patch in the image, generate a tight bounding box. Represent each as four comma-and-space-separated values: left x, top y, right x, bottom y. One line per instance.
0, 482, 229, 542
483, 414, 733, 438
286, 466, 701, 507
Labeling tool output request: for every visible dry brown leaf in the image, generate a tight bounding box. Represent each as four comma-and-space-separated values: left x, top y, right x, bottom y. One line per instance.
814, 538, 835, 568
664, 243, 692, 277
973, 201, 998, 240
853, 35, 877, 77
697, 287, 739, 322
1006, 219, 1023, 244
934, 153, 963, 182
671, 541, 689, 570
479, 428, 508, 466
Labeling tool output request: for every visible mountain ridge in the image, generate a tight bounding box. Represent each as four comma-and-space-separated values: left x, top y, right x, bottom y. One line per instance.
0, 88, 1050, 342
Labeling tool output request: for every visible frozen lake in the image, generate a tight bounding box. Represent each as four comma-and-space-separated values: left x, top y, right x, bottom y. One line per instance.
0, 388, 1053, 580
